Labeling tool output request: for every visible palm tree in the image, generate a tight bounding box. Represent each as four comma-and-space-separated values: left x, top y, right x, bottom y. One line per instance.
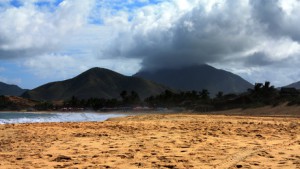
216, 91, 224, 99
120, 90, 128, 100
200, 89, 210, 100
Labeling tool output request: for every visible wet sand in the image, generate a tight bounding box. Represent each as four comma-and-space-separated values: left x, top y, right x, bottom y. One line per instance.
0, 113, 299, 169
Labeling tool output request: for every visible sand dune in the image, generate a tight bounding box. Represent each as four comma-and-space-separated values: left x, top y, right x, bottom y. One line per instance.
0, 113, 299, 169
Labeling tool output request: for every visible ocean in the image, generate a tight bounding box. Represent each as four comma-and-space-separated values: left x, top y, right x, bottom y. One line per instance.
0, 112, 127, 124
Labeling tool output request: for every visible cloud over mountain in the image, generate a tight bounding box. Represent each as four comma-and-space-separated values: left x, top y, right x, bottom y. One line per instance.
1, 0, 300, 88
104, 0, 300, 72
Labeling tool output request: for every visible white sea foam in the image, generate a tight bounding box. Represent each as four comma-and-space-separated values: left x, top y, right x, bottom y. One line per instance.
0, 112, 127, 124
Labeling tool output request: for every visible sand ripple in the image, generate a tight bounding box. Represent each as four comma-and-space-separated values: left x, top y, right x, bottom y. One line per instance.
0, 114, 299, 169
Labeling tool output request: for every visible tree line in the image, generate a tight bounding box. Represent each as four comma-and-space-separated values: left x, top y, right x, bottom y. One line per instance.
59, 90, 142, 110
57, 81, 300, 111
3, 81, 300, 111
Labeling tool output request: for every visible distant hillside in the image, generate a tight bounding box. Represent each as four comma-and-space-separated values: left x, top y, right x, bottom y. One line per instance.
22, 67, 169, 101
134, 64, 253, 95
0, 82, 27, 96
0, 95, 38, 110
284, 81, 300, 89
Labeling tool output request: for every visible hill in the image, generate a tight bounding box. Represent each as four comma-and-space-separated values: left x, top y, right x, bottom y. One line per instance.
134, 64, 253, 95
284, 81, 300, 89
22, 67, 169, 101
0, 82, 27, 96
0, 95, 38, 110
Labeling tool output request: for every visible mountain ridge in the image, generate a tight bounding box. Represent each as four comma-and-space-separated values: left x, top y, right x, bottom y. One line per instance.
284, 81, 300, 89
134, 64, 253, 95
0, 82, 27, 96
22, 67, 170, 101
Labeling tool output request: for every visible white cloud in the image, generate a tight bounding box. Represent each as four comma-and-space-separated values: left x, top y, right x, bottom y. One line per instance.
259, 38, 300, 61
22, 53, 141, 80
0, 0, 95, 58
0, 76, 22, 85
23, 54, 79, 78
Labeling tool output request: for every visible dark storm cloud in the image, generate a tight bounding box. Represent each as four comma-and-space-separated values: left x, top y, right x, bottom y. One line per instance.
106, 1, 257, 70
0, 49, 24, 59
0, 41, 58, 60
104, 0, 300, 71
0, 35, 24, 59
245, 52, 274, 66
251, 0, 300, 42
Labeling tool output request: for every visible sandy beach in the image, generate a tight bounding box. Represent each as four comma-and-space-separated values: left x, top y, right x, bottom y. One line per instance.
0, 113, 299, 169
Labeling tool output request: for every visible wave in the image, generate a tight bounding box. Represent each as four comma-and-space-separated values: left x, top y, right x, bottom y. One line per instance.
0, 112, 127, 124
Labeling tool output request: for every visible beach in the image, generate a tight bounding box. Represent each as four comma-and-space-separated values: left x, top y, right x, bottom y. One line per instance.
0, 113, 299, 169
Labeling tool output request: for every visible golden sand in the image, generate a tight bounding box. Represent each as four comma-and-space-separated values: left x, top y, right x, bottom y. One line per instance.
0, 113, 299, 169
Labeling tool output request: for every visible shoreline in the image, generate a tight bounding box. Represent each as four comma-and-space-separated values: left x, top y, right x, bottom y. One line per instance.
1, 102, 300, 117
1, 109, 300, 126
0, 112, 133, 125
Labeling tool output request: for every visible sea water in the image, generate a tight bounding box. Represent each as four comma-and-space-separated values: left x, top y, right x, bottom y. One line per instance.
0, 112, 127, 124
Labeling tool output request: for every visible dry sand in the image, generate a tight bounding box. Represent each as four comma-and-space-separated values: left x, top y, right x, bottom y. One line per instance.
0, 113, 300, 169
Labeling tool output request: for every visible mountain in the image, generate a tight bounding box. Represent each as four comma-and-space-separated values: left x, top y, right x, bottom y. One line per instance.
22, 67, 169, 101
284, 81, 300, 89
0, 82, 27, 96
134, 64, 253, 95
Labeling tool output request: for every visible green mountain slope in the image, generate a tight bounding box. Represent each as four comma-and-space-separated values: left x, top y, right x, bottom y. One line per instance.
134, 64, 253, 95
22, 67, 169, 101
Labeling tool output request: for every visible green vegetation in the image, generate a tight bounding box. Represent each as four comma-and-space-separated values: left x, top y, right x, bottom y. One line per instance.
2, 81, 300, 111
212, 82, 300, 110
59, 81, 300, 111
0, 95, 37, 110
63, 97, 120, 110
145, 89, 211, 108
34, 102, 54, 111
62, 90, 142, 110
0, 95, 13, 110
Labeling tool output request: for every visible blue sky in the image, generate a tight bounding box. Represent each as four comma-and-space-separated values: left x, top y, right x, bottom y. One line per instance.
1, 0, 300, 89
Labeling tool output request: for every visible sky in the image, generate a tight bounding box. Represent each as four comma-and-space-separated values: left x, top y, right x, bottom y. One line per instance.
1, 0, 300, 89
